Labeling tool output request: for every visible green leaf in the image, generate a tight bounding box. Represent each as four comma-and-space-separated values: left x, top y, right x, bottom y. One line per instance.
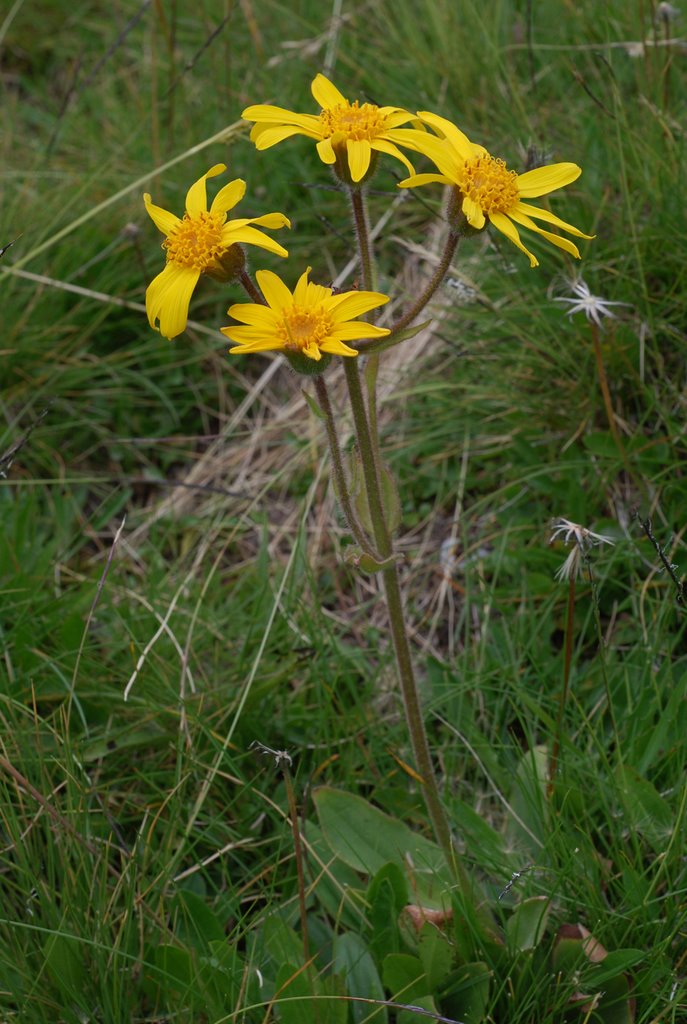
590, 948, 645, 985
274, 963, 347, 1024
304, 822, 367, 931
397, 994, 439, 1024
615, 765, 673, 848
418, 921, 453, 989
154, 944, 194, 994
333, 932, 387, 1023
345, 548, 401, 573
589, 970, 636, 1024
313, 787, 450, 906
368, 863, 408, 961
302, 387, 326, 420
172, 889, 225, 952
43, 933, 86, 997
364, 319, 432, 355
505, 745, 549, 857
262, 915, 305, 968
274, 962, 318, 1024
380, 462, 402, 535
442, 961, 492, 1024
200, 940, 244, 1005
382, 953, 428, 1002
505, 896, 550, 953
583, 431, 619, 458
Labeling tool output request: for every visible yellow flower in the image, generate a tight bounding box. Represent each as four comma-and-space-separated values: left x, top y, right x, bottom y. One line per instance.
222, 267, 390, 362
242, 74, 420, 184
398, 112, 593, 267
144, 164, 290, 339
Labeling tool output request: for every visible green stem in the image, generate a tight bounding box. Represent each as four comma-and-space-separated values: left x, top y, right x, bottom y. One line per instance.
348, 187, 375, 292
348, 187, 385, 472
343, 358, 466, 885
313, 375, 380, 559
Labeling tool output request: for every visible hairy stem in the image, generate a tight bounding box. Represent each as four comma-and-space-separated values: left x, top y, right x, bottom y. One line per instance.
388, 229, 460, 339
343, 358, 466, 883
313, 375, 380, 558
238, 267, 264, 304
348, 187, 375, 292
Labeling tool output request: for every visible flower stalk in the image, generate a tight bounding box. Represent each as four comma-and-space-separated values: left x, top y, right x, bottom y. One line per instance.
342, 357, 464, 883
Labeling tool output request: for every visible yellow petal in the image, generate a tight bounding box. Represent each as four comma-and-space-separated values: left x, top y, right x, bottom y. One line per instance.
225, 303, 278, 327
329, 290, 390, 321
516, 163, 581, 198
143, 194, 180, 236
371, 138, 415, 176
417, 111, 474, 159
489, 212, 538, 267
293, 267, 313, 305
302, 342, 322, 361
238, 212, 291, 230
227, 338, 285, 354
397, 172, 451, 189
331, 322, 391, 340
210, 178, 246, 216
222, 326, 275, 342
394, 129, 462, 180
222, 224, 289, 257
320, 338, 359, 357
304, 279, 332, 306
513, 201, 594, 239
255, 269, 294, 311
382, 109, 416, 128
146, 262, 200, 338
346, 139, 372, 182
250, 123, 317, 150
462, 195, 486, 229
243, 103, 317, 124
185, 164, 226, 216
316, 138, 336, 165
311, 74, 347, 109
507, 209, 581, 258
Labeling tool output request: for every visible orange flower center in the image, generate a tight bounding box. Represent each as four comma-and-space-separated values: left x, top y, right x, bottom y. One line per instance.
318, 100, 386, 141
462, 154, 519, 214
163, 210, 225, 269
279, 305, 333, 352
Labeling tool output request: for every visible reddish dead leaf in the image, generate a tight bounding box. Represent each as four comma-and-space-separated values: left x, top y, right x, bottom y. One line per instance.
401, 904, 454, 932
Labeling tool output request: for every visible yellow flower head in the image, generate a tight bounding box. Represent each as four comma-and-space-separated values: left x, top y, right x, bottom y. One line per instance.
222, 267, 390, 363
398, 112, 594, 267
242, 74, 420, 184
144, 164, 290, 339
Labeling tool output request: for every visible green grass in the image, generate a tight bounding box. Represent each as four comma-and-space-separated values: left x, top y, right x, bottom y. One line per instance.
1, 0, 686, 1021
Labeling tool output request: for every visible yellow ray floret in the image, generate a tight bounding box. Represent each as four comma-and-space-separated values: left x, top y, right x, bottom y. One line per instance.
223, 267, 390, 361
144, 164, 290, 339
397, 111, 594, 267
242, 73, 424, 184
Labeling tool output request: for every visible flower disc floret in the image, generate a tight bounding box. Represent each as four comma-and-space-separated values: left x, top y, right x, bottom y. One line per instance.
397, 111, 594, 267
280, 305, 334, 353
242, 74, 423, 183
223, 267, 391, 363
144, 163, 290, 339
318, 100, 386, 141
163, 210, 225, 269
462, 154, 520, 214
